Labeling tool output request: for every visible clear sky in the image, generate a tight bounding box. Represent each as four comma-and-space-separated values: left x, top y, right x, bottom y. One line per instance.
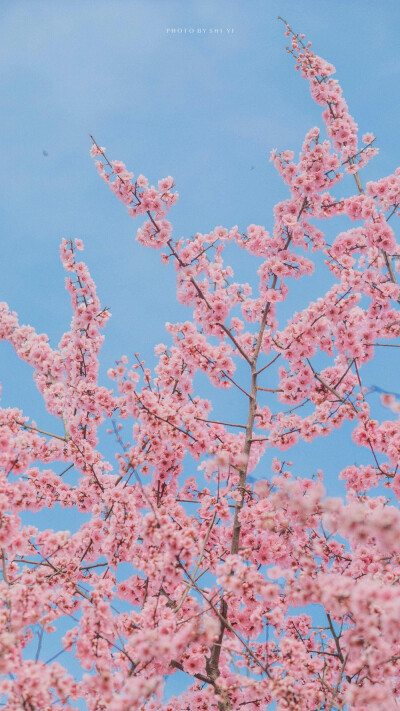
1, 0, 399, 475
1, 1, 400, 700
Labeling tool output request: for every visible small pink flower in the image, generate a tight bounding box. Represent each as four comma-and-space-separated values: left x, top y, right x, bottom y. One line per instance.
362, 132, 375, 144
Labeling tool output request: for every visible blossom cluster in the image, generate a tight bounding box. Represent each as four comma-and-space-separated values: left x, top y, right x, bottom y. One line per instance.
1, 21, 400, 711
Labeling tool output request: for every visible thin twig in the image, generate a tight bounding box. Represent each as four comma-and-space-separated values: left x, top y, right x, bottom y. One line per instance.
16, 420, 67, 442
174, 512, 217, 613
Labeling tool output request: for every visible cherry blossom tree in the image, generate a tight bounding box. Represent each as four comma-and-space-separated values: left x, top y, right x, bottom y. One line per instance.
2, 18, 400, 711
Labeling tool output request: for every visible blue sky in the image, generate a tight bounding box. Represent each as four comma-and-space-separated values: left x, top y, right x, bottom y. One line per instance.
1, 0, 399, 476
1, 0, 400, 496
1, 1, 400, 700
1, 0, 399, 358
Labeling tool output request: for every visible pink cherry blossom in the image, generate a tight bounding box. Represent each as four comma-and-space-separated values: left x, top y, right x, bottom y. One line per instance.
1, 18, 400, 711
